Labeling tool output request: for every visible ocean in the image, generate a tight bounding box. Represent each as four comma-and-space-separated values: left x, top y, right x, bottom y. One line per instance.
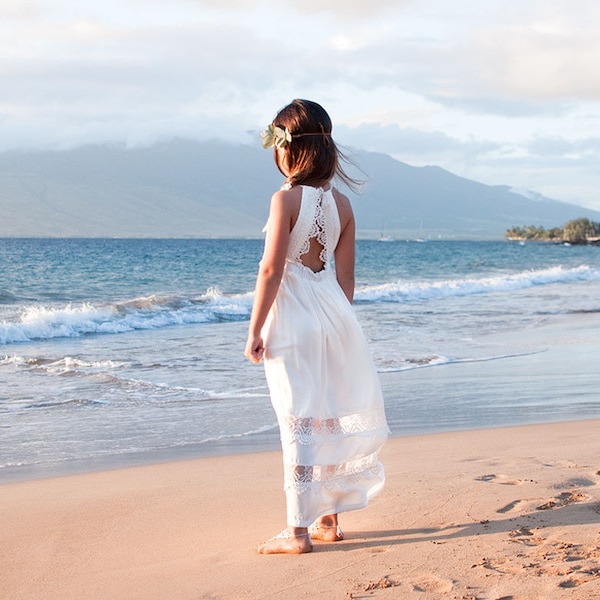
1, 238, 600, 480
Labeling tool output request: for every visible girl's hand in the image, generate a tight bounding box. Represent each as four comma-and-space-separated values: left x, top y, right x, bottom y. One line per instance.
245, 334, 265, 364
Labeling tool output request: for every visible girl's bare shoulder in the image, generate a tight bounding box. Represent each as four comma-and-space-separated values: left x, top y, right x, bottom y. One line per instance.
271, 184, 301, 205
273, 183, 302, 199
268, 184, 302, 227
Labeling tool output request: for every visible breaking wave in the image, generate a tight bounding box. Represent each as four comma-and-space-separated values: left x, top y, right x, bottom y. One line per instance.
1, 265, 599, 345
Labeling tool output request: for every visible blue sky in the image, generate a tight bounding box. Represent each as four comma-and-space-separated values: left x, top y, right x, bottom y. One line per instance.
1, 0, 599, 210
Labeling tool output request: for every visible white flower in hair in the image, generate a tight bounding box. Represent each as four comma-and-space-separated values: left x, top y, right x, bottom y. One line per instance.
260, 124, 292, 149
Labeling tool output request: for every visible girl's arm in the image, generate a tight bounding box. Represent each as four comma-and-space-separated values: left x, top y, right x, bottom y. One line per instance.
244, 188, 296, 363
333, 191, 356, 304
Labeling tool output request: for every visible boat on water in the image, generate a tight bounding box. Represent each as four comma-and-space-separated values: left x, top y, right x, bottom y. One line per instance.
413, 219, 426, 242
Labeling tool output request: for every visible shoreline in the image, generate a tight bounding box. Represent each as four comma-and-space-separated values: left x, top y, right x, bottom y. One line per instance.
2, 414, 599, 484
3, 281, 600, 485
2, 419, 600, 599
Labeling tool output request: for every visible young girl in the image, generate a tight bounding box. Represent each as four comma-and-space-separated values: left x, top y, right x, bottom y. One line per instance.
245, 99, 388, 554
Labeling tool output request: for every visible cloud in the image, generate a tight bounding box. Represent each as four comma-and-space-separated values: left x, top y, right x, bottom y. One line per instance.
3, 0, 596, 135
177, 0, 410, 17
0, 0, 42, 19
287, 0, 410, 17
177, 0, 261, 8
0, 11, 275, 129
468, 25, 600, 101
0, 0, 599, 211
0, 1, 414, 151
334, 120, 600, 211
310, 0, 600, 116
425, 95, 573, 118
452, 4, 600, 104
336, 123, 500, 158
528, 136, 600, 160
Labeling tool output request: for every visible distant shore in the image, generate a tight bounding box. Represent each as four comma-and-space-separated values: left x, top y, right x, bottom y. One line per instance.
506, 217, 600, 245
506, 236, 600, 246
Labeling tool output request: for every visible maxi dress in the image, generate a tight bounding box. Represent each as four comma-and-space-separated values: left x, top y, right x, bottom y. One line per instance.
261, 184, 389, 528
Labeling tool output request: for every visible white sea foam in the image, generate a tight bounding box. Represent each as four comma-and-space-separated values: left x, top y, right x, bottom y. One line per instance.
1, 266, 598, 345
195, 423, 279, 445
355, 265, 600, 303
0, 290, 254, 345
377, 350, 547, 373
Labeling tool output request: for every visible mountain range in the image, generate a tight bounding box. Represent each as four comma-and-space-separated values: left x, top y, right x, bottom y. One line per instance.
1, 139, 599, 239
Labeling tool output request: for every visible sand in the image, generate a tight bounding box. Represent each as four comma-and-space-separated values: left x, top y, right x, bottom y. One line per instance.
2, 419, 600, 600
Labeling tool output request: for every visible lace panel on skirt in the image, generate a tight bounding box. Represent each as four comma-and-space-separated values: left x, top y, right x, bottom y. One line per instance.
283, 452, 384, 493
281, 411, 388, 446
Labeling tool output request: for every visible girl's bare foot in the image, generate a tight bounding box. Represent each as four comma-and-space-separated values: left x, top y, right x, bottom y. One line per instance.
309, 515, 344, 542
257, 529, 313, 554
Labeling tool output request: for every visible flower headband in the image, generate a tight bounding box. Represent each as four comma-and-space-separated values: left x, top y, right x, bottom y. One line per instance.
260, 123, 331, 149
260, 124, 292, 149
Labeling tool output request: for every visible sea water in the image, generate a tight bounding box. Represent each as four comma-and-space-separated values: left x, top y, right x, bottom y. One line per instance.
1, 238, 600, 479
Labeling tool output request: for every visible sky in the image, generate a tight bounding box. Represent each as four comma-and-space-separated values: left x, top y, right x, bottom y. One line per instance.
1, 0, 600, 211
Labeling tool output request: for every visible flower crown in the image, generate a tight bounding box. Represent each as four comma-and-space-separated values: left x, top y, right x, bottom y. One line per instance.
260, 123, 330, 149
260, 124, 292, 149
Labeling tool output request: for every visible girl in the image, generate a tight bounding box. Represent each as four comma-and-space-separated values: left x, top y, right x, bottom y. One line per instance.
245, 99, 388, 554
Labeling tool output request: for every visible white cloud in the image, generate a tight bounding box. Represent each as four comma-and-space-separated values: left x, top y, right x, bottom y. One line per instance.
0, 0, 43, 19
287, 0, 409, 17
0, 0, 599, 211
336, 123, 498, 159
468, 24, 600, 101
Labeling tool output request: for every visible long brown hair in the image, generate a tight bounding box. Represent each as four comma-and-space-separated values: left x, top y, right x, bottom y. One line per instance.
272, 99, 361, 191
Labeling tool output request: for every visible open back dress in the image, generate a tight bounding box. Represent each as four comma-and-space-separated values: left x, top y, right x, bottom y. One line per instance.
261, 184, 388, 528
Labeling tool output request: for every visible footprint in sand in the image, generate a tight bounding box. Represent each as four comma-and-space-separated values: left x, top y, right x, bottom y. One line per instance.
519, 537, 600, 588
508, 526, 544, 546
361, 575, 400, 591
558, 568, 600, 588
554, 477, 597, 490
496, 499, 525, 514
411, 574, 454, 594
471, 556, 521, 575
474, 532, 600, 593
559, 577, 582, 588
536, 490, 589, 510
349, 574, 402, 597
476, 473, 530, 486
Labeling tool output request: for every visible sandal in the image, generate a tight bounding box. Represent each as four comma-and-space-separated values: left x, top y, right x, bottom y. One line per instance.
267, 529, 312, 541
257, 529, 313, 554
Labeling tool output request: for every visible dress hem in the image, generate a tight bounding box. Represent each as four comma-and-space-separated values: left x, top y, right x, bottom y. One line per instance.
287, 478, 386, 528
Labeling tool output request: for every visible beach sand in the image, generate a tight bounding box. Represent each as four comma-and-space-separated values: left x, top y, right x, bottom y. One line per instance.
2, 420, 600, 600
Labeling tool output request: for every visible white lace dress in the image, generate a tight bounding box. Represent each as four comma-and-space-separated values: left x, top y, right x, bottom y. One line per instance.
261, 184, 388, 527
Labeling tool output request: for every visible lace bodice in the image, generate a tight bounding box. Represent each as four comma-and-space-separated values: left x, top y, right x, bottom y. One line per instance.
286, 185, 341, 267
